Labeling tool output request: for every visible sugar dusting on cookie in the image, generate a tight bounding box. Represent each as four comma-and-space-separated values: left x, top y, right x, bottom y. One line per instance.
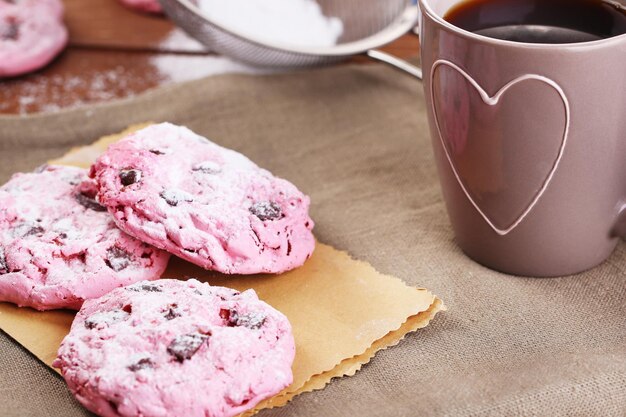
54, 279, 295, 417
91, 122, 315, 274
0, 165, 170, 311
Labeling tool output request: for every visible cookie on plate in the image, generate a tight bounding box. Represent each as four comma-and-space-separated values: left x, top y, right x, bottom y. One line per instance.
0, 165, 170, 311
118, 0, 163, 14
54, 278, 295, 417
90, 123, 315, 274
0, 0, 68, 77
0, 0, 65, 20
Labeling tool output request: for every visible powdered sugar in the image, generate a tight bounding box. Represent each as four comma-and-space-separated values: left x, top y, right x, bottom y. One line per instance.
91, 123, 316, 275
54, 279, 296, 417
0, 68, 133, 115
150, 54, 265, 82
157, 28, 208, 53
195, 0, 343, 48
1, 55, 265, 116
0, 166, 170, 311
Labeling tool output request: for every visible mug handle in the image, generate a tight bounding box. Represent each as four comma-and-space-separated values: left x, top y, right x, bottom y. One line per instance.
365, 27, 423, 80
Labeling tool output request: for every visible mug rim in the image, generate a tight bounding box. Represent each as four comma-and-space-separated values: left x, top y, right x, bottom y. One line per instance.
419, 0, 626, 49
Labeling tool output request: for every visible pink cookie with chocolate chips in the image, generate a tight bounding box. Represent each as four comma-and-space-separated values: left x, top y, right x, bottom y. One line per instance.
0, 165, 170, 311
0, 0, 68, 77
54, 278, 295, 417
118, 0, 162, 14
90, 123, 315, 274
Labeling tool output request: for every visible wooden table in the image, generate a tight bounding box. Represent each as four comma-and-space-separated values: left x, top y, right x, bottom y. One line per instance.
0, 0, 419, 115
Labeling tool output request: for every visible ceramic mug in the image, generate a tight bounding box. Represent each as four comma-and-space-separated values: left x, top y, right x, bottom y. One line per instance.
418, 0, 626, 277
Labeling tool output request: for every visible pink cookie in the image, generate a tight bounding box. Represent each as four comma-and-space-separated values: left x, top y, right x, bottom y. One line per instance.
90, 123, 315, 274
118, 0, 163, 14
0, 165, 170, 311
0, 0, 68, 78
54, 278, 295, 417
0, 0, 65, 20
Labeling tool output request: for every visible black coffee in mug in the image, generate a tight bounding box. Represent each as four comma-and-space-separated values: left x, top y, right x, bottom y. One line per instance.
444, 0, 626, 43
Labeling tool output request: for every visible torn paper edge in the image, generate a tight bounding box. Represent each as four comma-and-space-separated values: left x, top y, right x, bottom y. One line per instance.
240, 297, 445, 416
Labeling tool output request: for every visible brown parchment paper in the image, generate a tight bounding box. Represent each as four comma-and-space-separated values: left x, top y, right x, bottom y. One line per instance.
0, 125, 444, 415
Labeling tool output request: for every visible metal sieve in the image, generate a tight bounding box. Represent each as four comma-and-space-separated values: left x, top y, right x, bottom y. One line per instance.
159, 0, 422, 79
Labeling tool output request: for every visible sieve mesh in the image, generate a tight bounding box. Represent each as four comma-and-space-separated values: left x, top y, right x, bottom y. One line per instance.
159, 0, 417, 68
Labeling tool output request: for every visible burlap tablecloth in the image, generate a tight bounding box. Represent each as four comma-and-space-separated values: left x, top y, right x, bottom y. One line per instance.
1, 63, 625, 417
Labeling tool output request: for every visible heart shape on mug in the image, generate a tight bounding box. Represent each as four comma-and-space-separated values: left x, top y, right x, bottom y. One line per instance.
430, 60, 570, 236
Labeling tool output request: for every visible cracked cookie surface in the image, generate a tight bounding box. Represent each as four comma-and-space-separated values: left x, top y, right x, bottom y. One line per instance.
54, 278, 295, 417
0, 165, 170, 310
90, 123, 315, 274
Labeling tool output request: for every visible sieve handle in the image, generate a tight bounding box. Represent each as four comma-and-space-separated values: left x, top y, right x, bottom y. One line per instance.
366, 26, 422, 80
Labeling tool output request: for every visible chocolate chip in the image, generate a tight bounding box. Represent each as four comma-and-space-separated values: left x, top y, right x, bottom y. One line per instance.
84, 309, 129, 329
14, 223, 44, 238
192, 161, 221, 174
164, 304, 181, 320
1, 18, 19, 41
128, 357, 153, 371
75, 192, 107, 212
0, 247, 7, 274
105, 247, 132, 272
160, 189, 194, 207
222, 309, 266, 329
119, 169, 142, 186
249, 202, 282, 221
24, 226, 44, 237
167, 333, 208, 362
127, 283, 162, 292
236, 312, 266, 329
149, 149, 166, 155
219, 308, 231, 321
141, 283, 162, 292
